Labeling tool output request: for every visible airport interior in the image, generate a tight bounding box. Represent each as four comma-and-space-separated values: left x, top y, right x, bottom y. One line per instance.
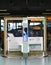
0, 0, 51, 65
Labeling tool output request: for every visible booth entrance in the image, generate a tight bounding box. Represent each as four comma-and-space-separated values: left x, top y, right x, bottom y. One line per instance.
4, 17, 47, 57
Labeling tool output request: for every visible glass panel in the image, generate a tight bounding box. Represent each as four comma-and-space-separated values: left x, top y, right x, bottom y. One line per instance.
7, 20, 23, 37
28, 20, 44, 37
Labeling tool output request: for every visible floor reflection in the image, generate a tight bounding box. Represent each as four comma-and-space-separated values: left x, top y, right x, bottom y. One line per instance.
0, 56, 51, 65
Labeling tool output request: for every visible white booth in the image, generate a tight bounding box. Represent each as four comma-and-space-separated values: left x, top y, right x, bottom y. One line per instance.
4, 17, 46, 57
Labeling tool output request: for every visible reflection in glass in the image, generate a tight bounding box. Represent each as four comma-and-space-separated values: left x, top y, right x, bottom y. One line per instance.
30, 22, 41, 25
7, 20, 23, 37
28, 20, 43, 37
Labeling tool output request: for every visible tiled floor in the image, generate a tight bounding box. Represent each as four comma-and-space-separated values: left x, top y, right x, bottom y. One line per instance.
0, 55, 51, 65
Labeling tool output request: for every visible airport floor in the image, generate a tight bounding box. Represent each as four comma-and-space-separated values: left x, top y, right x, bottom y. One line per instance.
0, 55, 51, 65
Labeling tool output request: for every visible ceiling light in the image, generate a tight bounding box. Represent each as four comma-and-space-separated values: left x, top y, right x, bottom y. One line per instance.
0, 9, 7, 11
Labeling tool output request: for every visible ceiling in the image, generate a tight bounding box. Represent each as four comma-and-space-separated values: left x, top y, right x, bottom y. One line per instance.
0, 0, 51, 16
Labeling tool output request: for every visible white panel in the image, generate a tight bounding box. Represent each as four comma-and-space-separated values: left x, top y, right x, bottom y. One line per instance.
7, 36, 23, 51
28, 37, 43, 51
